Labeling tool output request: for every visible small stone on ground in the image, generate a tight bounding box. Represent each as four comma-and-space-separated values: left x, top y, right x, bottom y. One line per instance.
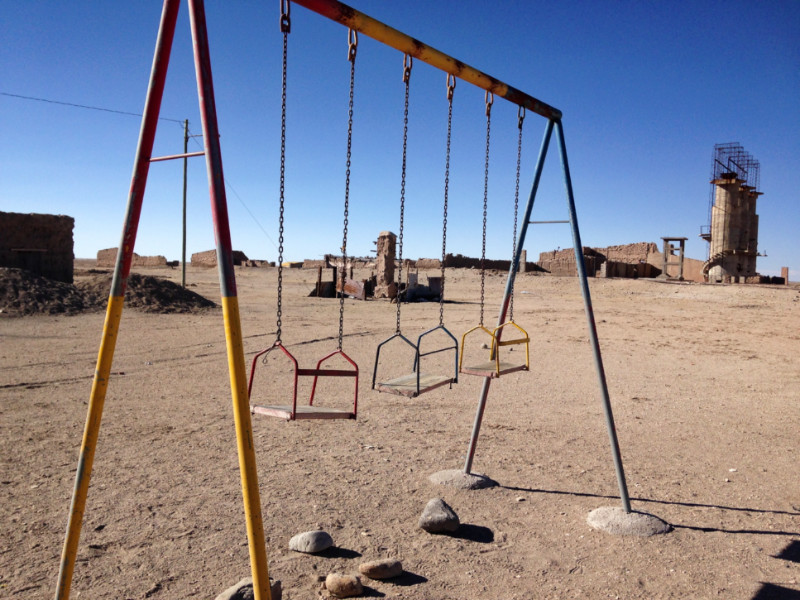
587, 506, 672, 536
289, 530, 334, 553
215, 577, 281, 600
419, 498, 460, 533
429, 469, 498, 490
324, 573, 363, 598
359, 558, 403, 580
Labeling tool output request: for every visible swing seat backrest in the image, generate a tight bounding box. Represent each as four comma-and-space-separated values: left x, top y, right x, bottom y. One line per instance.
306, 348, 359, 413
458, 325, 495, 372
491, 321, 530, 373
248, 341, 300, 415
372, 331, 418, 389
415, 324, 459, 384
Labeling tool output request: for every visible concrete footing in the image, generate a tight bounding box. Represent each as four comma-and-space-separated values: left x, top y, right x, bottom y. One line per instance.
428, 469, 498, 490
587, 506, 671, 536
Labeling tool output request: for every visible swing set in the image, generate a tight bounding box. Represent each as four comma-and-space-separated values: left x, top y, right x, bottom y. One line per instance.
54, 2, 633, 599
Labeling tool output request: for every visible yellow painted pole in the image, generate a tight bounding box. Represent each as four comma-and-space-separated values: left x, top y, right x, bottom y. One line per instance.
220, 297, 271, 600
55, 296, 123, 599
54, 2, 182, 598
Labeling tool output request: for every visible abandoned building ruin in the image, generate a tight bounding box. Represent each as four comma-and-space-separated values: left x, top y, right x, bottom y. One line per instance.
0, 211, 74, 283
373, 231, 397, 299
701, 143, 763, 283
97, 247, 169, 268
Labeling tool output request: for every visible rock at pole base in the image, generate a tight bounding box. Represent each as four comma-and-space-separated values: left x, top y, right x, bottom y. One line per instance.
428, 469, 498, 490
587, 506, 671, 537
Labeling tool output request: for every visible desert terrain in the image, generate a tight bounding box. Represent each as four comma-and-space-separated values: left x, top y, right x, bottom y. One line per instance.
1, 262, 798, 599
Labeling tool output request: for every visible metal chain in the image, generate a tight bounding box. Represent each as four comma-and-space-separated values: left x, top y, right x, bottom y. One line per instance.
480, 91, 493, 326
339, 28, 357, 350
275, 0, 290, 343
395, 54, 412, 334
510, 106, 524, 322
440, 74, 456, 326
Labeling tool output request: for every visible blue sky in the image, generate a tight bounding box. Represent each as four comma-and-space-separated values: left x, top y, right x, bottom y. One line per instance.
2, 1, 798, 276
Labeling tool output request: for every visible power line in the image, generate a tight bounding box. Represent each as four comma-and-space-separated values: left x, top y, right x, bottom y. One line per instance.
3, 91, 278, 256
186, 125, 279, 255
1, 91, 184, 124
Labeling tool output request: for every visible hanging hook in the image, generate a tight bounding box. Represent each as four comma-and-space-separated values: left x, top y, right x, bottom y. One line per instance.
280, 0, 291, 33
348, 28, 358, 62
518, 105, 526, 129
446, 73, 456, 101
402, 53, 412, 83
485, 90, 494, 116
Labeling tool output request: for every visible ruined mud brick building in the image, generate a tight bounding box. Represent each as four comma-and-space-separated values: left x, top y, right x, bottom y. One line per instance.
0, 211, 74, 283
191, 249, 249, 267
537, 242, 705, 282
97, 248, 168, 268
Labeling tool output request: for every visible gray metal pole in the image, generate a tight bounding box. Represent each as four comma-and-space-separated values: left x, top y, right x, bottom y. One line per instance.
181, 118, 188, 288
463, 119, 554, 475
554, 119, 631, 513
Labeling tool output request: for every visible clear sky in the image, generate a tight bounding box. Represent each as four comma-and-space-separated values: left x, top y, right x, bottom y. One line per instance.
2, 1, 798, 276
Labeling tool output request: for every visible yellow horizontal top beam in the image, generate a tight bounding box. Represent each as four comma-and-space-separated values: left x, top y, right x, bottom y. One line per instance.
292, 0, 562, 121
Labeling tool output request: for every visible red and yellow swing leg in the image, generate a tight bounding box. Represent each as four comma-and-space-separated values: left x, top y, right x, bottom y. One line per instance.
192, 0, 271, 595
56, 1, 271, 598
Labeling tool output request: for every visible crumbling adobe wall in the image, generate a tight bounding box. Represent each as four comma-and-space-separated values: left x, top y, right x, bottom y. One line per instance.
537, 242, 707, 281
443, 253, 542, 271
415, 254, 542, 272
97, 248, 168, 268
601, 242, 659, 264
416, 258, 441, 270
302, 259, 327, 269
191, 249, 249, 267
0, 211, 74, 283
537, 247, 602, 277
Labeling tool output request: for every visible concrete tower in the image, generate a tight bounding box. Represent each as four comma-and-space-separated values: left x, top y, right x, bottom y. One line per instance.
702, 143, 762, 283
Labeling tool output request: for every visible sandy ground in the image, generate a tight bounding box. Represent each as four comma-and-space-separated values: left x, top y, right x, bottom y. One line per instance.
1, 263, 799, 599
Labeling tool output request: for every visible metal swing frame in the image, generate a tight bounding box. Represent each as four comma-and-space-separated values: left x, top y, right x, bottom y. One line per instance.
54, 2, 632, 600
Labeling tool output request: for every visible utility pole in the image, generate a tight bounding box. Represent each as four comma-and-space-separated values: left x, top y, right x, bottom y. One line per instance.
182, 119, 189, 287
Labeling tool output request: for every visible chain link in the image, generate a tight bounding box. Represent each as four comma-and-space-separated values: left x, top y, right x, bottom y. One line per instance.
275, 0, 290, 343
440, 74, 456, 326
280, 0, 291, 33
396, 54, 412, 333
339, 29, 357, 350
480, 92, 493, 326
510, 106, 524, 322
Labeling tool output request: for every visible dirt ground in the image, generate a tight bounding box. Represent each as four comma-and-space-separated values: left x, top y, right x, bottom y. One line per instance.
1, 262, 798, 599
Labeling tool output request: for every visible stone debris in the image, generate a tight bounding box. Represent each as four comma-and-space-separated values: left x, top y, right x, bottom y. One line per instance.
289, 530, 334, 554
358, 558, 403, 580
419, 498, 460, 533
324, 573, 363, 598
214, 577, 281, 600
